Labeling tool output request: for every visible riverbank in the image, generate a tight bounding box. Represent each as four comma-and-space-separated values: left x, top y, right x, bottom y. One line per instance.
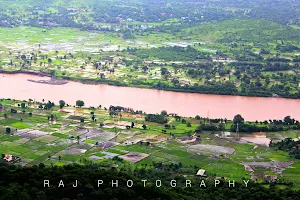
27, 78, 68, 85
0, 70, 51, 77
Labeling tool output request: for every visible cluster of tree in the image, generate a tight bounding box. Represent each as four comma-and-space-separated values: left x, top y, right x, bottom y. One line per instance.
217, 19, 300, 44
145, 113, 168, 124
266, 57, 291, 62
145, 79, 239, 96
276, 44, 300, 53
109, 105, 126, 112
130, 46, 209, 61
293, 56, 300, 62
264, 63, 292, 72
270, 138, 300, 159
38, 101, 55, 110
0, 164, 299, 200
230, 123, 285, 133
238, 82, 300, 99
244, 0, 300, 25
230, 61, 294, 74
0, 0, 238, 29
230, 115, 300, 133
194, 114, 300, 133
196, 124, 224, 132
235, 51, 264, 62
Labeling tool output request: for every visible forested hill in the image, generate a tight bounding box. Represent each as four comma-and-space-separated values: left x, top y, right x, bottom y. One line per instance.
1, 164, 300, 200
0, 0, 299, 28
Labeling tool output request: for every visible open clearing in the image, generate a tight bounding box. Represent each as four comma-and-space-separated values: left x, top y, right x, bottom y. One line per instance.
187, 144, 236, 155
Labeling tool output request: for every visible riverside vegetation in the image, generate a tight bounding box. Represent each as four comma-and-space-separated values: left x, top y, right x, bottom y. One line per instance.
0, 1, 300, 98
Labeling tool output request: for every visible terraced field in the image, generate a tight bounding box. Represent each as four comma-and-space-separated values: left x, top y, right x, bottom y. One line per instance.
1, 98, 299, 188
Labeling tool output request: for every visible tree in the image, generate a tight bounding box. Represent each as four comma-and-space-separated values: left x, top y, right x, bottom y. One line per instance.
59, 100, 65, 109
76, 100, 85, 108
161, 110, 168, 116
161, 67, 170, 77
142, 65, 148, 72
195, 115, 201, 120
171, 78, 179, 85
233, 114, 244, 124
145, 114, 167, 124
5, 127, 11, 134
21, 54, 26, 60
284, 116, 292, 125
94, 63, 99, 70
38, 163, 45, 169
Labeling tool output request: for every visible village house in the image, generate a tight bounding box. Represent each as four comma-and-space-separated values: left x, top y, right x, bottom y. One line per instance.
168, 113, 177, 117
2, 154, 20, 164
264, 175, 278, 183
251, 174, 260, 181
179, 79, 190, 85
196, 169, 207, 177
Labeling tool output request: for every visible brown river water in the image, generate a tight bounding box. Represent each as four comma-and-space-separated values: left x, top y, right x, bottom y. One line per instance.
1, 73, 300, 121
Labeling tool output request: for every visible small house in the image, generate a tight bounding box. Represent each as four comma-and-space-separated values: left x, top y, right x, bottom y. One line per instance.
3, 154, 13, 162
112, 164, 119, 168
2, 154, 20, 163
196, 169, 207, 177
264, 175, 278, 183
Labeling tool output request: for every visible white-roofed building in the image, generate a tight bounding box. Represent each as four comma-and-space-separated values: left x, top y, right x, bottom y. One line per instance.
196, 169, 207, 177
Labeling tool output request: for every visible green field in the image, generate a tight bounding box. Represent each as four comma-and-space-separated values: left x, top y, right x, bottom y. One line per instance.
1, 99, 300, 189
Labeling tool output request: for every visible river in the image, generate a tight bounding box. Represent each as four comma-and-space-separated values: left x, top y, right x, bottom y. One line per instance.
1, 73, 300, 121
